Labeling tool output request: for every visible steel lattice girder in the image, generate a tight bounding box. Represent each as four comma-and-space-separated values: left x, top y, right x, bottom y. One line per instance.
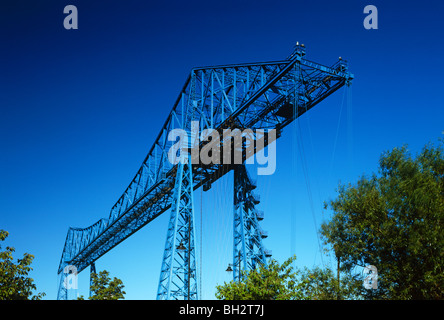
233, 164, 269, 281
57, 274, 67, 300
57, 45, 353, 290
157, 157, 198, 300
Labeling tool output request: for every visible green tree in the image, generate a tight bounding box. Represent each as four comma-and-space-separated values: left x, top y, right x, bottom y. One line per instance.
297, 265, 363, 300
321, 139, 444, 299
78, 270, 125, 300
215, 255, 363, 300
0, 230, 45, 300
216, 256, 310, 300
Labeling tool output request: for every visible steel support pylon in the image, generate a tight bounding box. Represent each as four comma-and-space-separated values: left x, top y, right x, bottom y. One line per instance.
57, 271, 68, 300
56, 44, 353, 299
157, 156, 198, 300
89, 262, 96, 298
232, 164, 270, 281
57, 264, 78, 300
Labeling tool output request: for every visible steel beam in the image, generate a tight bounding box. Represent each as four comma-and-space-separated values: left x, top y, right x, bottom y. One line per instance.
233, 164, 269, 281
157, 156, 198, 300
56, 44, 353, 299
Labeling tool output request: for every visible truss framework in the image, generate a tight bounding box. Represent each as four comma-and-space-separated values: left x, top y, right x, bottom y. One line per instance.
233, 164, 271, 281
56, 44, 353, 299
157, 156, 198, 300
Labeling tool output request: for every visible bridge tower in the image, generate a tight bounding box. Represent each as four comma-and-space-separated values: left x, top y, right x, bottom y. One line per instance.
157, 156, 198, 300
232, 164, 271, 281
56, 43, 353, 299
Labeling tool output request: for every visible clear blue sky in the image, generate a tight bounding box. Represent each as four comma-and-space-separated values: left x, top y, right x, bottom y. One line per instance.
1, 0, 443, 300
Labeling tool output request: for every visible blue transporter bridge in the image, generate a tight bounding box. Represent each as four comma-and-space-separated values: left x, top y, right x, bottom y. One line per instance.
57, 43, 353, 300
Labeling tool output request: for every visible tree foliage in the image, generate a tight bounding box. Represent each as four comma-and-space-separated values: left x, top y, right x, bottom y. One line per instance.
215, 256, 307, 300
0, 230, 45, 300
215, 256, 364, 300
216, 139, 443, 300
78, 270, 125, 300
321, 140, 444, 299
297, 266, 363, 300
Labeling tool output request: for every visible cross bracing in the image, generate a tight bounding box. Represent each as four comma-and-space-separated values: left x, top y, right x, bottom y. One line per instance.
57, 44, 353, 300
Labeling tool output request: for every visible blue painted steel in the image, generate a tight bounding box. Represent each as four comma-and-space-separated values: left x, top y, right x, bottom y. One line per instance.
233, 164, 270, 281
89, 262, 96, 298
57, 271, 68, 300
157, 156, 198, 300
57, 264, 78, 300
56, 43, 353, 299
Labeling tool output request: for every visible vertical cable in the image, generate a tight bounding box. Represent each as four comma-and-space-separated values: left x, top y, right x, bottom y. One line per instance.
291, 61, 300, 263
199, 169, 203, 300
297, 122, 324, 266
328, 87, 347, 187
347, 84, 353, 169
